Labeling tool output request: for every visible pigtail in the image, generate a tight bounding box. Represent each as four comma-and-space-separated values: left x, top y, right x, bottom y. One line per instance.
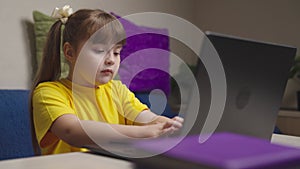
30, 20, 63, 155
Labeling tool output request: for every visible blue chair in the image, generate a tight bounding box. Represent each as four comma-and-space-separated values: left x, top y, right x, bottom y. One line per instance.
134, 92, 177, 118
0, 90, 34, 160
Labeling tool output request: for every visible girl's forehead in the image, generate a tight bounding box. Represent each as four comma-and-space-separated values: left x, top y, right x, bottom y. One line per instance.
87, 42, 122, 49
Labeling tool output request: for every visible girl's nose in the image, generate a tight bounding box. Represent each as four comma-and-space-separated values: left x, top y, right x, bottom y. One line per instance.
104, 52, 115, 65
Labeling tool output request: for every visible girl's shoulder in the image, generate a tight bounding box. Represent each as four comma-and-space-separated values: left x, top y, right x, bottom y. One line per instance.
34, 81, 70, 96
35, 81, 65, 90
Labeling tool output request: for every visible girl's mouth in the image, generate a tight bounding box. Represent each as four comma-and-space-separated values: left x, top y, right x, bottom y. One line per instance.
100, 69, 113, 74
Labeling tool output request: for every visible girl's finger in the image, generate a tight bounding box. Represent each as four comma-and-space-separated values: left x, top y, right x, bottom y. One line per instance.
172, 120, 182, 129
172, 116, 184, 123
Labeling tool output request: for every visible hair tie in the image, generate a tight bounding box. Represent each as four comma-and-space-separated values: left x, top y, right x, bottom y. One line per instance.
51, 5, 73, 24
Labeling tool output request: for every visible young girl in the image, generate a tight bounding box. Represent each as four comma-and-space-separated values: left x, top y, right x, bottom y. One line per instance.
30, 6, 183, 155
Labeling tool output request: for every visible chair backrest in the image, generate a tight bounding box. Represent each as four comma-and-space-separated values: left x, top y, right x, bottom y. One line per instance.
0, 90, 34, 160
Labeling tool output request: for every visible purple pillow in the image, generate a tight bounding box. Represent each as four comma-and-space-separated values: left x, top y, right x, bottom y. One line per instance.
113, 13, 170, 95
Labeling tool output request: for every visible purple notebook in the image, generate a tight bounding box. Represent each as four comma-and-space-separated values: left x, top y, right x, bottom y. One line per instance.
133, 132, 300, 169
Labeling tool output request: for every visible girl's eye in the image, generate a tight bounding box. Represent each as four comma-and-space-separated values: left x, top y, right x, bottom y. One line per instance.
113, 48, 122, 56
114, 52, 120, 56
93, 49, 105, 54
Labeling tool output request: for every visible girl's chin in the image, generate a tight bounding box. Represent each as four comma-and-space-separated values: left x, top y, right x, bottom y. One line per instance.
95, 78, 112, 85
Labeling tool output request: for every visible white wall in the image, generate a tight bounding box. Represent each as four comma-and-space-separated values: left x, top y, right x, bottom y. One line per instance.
195, 0, 300, 49
195, 0, 300, 108
0, 0, 197, 89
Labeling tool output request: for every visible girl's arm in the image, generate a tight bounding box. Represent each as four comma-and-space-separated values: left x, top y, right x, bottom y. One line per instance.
49, 114, 173, 148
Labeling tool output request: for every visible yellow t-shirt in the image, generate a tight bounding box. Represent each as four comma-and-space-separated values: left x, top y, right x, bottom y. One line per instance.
32, 79, 148, 155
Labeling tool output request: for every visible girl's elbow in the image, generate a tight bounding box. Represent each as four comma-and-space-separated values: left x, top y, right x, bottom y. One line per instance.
62, 127, 90, 148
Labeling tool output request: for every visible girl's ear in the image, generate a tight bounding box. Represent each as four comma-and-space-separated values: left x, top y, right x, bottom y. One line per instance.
63, 42, 76, 63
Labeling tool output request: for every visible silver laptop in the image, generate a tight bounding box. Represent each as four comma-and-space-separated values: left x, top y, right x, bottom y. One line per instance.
182, 31, 296, 140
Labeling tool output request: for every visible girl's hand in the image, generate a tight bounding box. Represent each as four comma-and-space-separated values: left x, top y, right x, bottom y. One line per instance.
135, 110, 184, 128
152, 115, 184, 131
134, 110, 184, 137
139, 121, 176, 138
171, 116, 184, 129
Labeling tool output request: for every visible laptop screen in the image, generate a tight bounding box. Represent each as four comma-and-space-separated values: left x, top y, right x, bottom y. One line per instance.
182, 32, 296, 140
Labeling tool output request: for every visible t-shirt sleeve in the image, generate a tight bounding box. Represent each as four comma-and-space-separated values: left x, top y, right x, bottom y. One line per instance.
32, 83, 76, 147
115, 81, 148, 125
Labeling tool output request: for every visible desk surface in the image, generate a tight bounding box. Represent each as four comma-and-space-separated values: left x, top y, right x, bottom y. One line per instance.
1, 134, 300, 169
271, 133, 300, 148
0, 152, 133, 169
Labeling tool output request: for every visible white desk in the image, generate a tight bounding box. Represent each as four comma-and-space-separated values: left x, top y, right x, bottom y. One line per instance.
0, 134, 300, 169
271, 133, 300, 148
0, 152, 134, 169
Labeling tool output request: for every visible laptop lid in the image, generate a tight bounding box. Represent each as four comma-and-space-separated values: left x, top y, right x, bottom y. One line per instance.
182, 31, 296, 140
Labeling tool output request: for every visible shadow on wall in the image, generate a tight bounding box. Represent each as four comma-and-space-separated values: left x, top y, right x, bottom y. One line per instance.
22, 19, 37, 83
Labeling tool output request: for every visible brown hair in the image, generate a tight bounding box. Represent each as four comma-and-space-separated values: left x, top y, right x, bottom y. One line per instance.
29, 9, 126, 155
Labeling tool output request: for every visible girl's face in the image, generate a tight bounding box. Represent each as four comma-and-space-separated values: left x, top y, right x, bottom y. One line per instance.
71, 41, 122, 87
